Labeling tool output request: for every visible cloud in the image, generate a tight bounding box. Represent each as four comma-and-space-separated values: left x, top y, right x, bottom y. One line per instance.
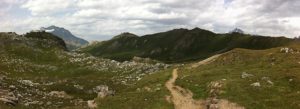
21, 0, 73, 16
1, 0, 300, 41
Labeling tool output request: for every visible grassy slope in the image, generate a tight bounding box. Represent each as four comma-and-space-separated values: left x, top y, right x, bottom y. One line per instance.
96, 69, 174, 109
176, 42, 300, 109
0, 32, 172, 109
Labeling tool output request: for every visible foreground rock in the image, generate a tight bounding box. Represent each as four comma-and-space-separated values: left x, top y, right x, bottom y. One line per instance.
48, 91, 73, 99
94, 85, 115, 98
87, 100, 97, 109
0, 89, 18, 106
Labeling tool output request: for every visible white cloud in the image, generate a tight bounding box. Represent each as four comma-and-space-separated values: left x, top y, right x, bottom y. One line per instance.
22, 0, 73, 16
1, 0, 300, 41
73, 9, 105, 18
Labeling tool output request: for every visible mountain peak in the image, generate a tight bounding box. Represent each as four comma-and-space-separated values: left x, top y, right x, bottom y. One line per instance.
230, 28, 244, 34
40, 26, 89, 50
112, 32, 138, 39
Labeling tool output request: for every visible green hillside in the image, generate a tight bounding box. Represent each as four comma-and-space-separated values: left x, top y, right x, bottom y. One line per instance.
96, 42, 300, 109
80, 28, 293, 63
0, 32, 171, 109
176, 43, 300, 109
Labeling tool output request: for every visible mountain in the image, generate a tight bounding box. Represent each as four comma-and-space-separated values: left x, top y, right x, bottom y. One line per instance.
80, 27, 294, 63
1, 30, 300, 109
230, 28, 244, 34
41, 26, 89, 50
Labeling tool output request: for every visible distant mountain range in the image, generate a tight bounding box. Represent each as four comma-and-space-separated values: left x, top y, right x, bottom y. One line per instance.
41, 26, 89, 50
80, 27, 294, 63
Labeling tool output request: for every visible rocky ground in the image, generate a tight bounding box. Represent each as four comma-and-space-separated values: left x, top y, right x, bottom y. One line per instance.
0, 32, 172, 108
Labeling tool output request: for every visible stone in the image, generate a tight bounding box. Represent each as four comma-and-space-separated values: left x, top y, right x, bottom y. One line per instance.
241, 72, 254, 79
74, 84, 84, 90
93, 85, 115, 98
209, 104, 219, 109
267, 80, 274, 85
250, 82, 261, 87
0, 98, 17, 106
9, 85, 16, 90
262, 77, 274, 85
24, 101, 39, 106
87, 100, 97, 109
48, 91, 72, 99
280, 47, 294, 53
0, 90, 18, 106
18, 80, 39, 86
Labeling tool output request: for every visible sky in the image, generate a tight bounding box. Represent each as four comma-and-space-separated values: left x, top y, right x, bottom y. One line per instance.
0, 0, 300, 41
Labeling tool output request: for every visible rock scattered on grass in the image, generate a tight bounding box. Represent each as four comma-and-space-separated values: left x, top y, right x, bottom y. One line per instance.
18, 80, 40, 87
261, 77, 274, 86
250, 82, 261, 87
87, 100, 97, 109
48, 91, 73, 99
0, 90, 18, 106
93, 85, 115, 98
241, 72, 254, 79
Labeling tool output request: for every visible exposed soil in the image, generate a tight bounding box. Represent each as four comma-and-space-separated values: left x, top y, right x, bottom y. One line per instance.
165, 68, 205, 109
166, 54, 245, 109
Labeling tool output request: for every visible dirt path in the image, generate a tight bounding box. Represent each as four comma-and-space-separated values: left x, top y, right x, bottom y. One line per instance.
166, 54, 245, 109
165, 68, 205, 109
191, 54, 221, 68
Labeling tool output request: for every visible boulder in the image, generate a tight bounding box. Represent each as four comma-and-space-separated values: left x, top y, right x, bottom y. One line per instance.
93, 85, 115, 98
241, 72, 254, 79
48, 91, 72, 99
250, 82, 261, 87
87, 100, 97, 109
18, 80, 39, 86
0, 90, 18, 106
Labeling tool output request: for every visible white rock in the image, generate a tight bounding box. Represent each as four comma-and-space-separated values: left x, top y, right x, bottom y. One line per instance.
48, 91, 72, 99
18, 80, 39, 86
250, 82, 261, 87
87, 100, 97, 109
267, 80, 274, 85
241, 72, 254, 79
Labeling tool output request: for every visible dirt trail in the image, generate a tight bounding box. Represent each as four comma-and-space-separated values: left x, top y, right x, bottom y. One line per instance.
191, 54, 221, 68
166, 54, 245, 109
165, 69, 205, 109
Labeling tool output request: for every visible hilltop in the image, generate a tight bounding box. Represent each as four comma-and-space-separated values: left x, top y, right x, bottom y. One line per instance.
80, 27, 294, 63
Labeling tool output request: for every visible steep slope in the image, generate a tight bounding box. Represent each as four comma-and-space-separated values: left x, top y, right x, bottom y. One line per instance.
81, 28, 293, 63
41, 26, 89, 50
